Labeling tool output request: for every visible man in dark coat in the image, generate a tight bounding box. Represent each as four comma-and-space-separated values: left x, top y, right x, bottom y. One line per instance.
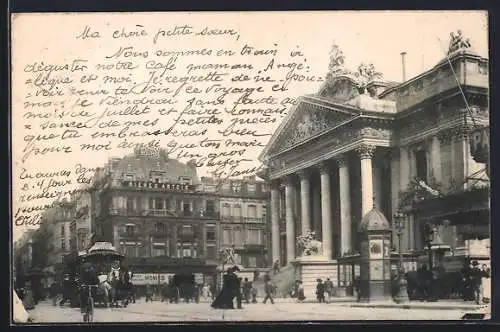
316, 279, 325, 303
79, 261, 100, 312
242, 278, 252, 304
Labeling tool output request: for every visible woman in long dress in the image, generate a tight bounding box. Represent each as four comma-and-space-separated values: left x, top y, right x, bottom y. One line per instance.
211, 268, 238, 309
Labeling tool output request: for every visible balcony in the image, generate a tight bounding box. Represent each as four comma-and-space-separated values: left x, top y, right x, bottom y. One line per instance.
220, 216, 264, 223
108, 208, 219, 219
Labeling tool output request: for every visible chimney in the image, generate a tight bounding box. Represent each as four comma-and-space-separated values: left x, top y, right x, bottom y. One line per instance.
400, 52, 407, 82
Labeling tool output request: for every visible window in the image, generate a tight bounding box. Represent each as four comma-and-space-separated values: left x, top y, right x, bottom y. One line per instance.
206, 225, 216, 241
232, 182, 242, 193
233, 205, 242, 218
181, 225, 194, 238
248, 205, 257, 218
247, 229, 262, 245
248, 256, 257, 267
126, 225, 135, 237
222, 182, 231, 191
61, 225, 65, 237
206, 200, 215, 214
206, 245, 216, 259
183, 202, 191, 216
154, 222, 165, 233
155, 198, 164, 210
61, 238, 66, 250
223, 229, 232, 245
247, 183, 256, 193
234, 228, 243, 245
261, 183, 267, 192
415, 149, 428, 182
149, 197, 155, 209
222, 204, 230, 217
152, 244, 166, 257
182, 246, 193, 257
126, 197, 135, 213
125, 245, 137, 257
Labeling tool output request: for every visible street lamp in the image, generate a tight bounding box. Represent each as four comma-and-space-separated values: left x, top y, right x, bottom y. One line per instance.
393, 211, 409, 303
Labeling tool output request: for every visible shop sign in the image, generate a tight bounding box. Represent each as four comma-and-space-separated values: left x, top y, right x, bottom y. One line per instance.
470, 127, 489, 163
132, 273, 173, 285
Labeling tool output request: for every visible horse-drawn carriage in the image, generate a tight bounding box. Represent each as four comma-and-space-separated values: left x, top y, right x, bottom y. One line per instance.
162, 274, 200, 303
63, 242, 133, 308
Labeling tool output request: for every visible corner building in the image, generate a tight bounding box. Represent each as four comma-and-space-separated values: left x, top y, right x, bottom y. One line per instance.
91, 147, 220, 289
259, 42, 489, 298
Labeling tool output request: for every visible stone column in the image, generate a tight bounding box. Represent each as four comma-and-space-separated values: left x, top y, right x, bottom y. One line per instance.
429, 136, 442, 183
356, 144, 377, 217
298, 169, 312, 235
390, 149, 401, 249
270, 181, 281, 264
284, 176, 296, 262
318, 162, 333, 260
336, 154, 352, 256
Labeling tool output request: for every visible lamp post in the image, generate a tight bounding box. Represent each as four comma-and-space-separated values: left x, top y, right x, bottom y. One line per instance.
393, 211, 409, 303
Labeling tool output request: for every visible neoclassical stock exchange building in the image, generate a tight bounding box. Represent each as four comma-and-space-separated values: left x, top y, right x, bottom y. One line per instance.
259, 34, 489, 300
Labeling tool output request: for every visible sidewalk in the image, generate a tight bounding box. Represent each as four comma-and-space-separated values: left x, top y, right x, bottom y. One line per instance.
274, 297, 485, 311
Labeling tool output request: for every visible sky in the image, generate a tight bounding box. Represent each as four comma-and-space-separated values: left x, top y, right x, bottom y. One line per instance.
11, 11, 488, 241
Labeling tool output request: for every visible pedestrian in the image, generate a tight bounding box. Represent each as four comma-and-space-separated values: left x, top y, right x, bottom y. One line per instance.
235, 276, 243, 309
324, 278, 333, 303
253, 269, 260, 282
297, 280, 306, 302
145, 284, 154, 302
471, 261, 484, 304
242, 278, 252, 304
316, 279, 325, 303
59, 274, 73, 306
263, 280, 275, 304
49, 282, 59, 306
23, 282, 35, 310
273, 260, 280, 274
251, 285, 258, 303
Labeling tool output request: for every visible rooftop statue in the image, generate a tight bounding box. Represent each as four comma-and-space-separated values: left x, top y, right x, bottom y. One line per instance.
324, 42, 383, 94
448, 29, 472, 55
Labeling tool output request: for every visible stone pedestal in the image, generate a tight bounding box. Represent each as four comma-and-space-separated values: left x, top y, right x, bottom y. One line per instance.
292, 255, 338, 300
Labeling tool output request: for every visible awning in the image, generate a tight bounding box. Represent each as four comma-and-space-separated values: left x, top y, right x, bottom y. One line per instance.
413, 187, 490, 223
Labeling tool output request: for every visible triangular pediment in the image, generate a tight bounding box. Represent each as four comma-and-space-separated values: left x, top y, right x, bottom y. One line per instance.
262, 98, 359, 158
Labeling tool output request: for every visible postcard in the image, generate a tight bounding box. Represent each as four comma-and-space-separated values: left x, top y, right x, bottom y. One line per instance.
10, 11, 490, 323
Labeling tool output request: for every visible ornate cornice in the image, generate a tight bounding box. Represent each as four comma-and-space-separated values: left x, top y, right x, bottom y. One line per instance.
356, 144, 377, 160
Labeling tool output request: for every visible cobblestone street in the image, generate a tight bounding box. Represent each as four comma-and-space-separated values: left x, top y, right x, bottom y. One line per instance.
21, 299, 481, 323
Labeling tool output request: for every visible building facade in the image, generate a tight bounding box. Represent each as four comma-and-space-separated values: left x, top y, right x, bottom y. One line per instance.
216, 176, 270, 270
90, 146, 221, 285
259, 35, 489, 296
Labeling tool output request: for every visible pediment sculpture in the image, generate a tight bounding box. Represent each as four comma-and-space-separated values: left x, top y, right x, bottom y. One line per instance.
297, 230, 323, 256
269, 102, 356, 155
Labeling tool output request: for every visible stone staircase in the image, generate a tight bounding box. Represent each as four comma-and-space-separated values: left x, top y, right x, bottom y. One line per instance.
253, 264, 296, 298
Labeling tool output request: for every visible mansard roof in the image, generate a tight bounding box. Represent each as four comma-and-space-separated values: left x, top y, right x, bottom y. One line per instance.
109, 148, 199, 184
